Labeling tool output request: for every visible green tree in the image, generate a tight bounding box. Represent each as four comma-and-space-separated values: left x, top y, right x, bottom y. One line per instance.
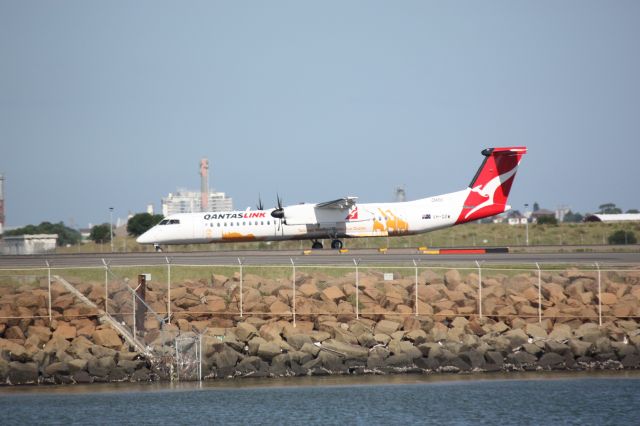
537, 216, 558, 225
608, 230, 637, 245
90, 223, 112, 244
598, 203, 622, 214
127, 213, 164, 237
533, 202, 540, 212
563, 210, 584, 223
4, 221, 81, 246
626, 209, 639, 214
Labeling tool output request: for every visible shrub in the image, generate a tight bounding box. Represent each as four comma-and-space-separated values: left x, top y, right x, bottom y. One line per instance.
608, 230, 637, 245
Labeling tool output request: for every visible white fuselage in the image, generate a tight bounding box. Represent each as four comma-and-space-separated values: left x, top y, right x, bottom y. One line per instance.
136, 189, 472, 245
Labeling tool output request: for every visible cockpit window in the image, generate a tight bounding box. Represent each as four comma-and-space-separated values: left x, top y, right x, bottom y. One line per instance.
168, 219, 180, 225
159, 219, 169, 225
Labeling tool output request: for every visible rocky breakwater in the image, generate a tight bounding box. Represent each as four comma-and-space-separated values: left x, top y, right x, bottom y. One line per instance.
141, 267, 640, 379
0, 280, 151, 385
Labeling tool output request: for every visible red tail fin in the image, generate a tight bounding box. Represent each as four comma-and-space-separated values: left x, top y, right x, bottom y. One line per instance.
456, 147, 527, 224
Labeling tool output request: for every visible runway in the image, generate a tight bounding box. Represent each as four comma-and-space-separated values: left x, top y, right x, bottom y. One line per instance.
1, 249, 639, 269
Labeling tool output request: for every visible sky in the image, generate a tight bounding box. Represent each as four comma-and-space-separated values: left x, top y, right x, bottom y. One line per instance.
1, 1, 639, 228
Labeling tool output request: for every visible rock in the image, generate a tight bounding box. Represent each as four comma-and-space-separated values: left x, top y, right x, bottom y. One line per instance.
523, 343, 543, 356
404, 329, 428, 345
538, 353, 565, 369
312, 351, 344, 371
0, 338, 29, 362
548, 324, 572, 341
374, 320, 401, 336
373, 334, 391, 345
525, 324, 548, 339
506, 351, 538, 367
415, 357, 440, 371
322, 286, 346, 303
257, 341, 282, 361
43, 336, 70, 357
8, 362, 39, 384
321, 340, 368, 361
88, 357, 115, 377
503, 329, 529, 349
298, 283, 319, 297
72, 370, 92, 383
91, 328, 122, 349
599, 293, 617, 305
300, 342, 320, 357
568, 339, 592, 357
621, 354, 640, 368
444, 270, 461, 288
68, 359, 88, 372
357, 333, 377, 348
44, 362, 70, 377
53, 323, 77, 340
91, 345, 117, 359
545, 340, 571, 355
384, 353, 413, 368
235, 322, 258, 342
485, 351, 504, 369
458, 351, 486, 370
118, 359, 144, 374
212, 345, 240, 369
27, 326, 52, 346
491, 321, 509, 334
286, 334, 313, 351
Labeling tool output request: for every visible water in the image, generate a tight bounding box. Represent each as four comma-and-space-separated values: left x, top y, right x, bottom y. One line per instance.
1, 372, 639, 425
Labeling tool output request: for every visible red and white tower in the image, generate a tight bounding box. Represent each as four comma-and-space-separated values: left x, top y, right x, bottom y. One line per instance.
0, 174, 5, 234
200, 158, 209, 212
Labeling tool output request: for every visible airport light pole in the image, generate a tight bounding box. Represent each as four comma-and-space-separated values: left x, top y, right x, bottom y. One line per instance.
109, 207, 114, 252
524, 203, 529, 246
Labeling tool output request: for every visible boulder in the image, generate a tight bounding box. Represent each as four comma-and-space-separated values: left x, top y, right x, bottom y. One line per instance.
506, 351, 538, 367
0, 338, 29, 362
212, 345, 240, 369
538, 352, 565, 369
235, 322, 258, 342
459, 351, 486, 370
286, 334, 313, 351
44, 362, 70, 377
503, 329, 529, 349
91, 328, 123, 349
322, 286, 346, 303
321, 340, 368, 361
548, 324, 572, 341
374, 320, 401, 336
525, 323, 548, 340
257, 341, 282, 361
8, 362, 39, 384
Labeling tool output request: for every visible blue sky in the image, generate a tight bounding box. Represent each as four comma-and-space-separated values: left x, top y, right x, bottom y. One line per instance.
1, 1, 639, 228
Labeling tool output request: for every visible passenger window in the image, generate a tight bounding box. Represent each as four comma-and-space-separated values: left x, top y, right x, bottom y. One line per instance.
217, 223, 220, 227
224, 222, 227, 227
243, 221, 246, 226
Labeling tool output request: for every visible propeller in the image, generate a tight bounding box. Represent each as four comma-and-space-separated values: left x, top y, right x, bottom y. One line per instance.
256, 194, 264, 211
271, 194, 285, 219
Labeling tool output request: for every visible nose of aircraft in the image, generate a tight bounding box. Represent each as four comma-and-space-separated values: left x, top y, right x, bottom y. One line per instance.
136, 230, 154, 244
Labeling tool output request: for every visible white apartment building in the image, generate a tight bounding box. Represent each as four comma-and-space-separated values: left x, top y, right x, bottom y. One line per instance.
161, 190, 233, 216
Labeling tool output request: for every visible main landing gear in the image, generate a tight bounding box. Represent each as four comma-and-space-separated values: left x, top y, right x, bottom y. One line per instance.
310, 239, 344, 250
154, 244, 163, 252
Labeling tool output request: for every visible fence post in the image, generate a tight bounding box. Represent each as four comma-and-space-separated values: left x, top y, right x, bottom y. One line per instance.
102, 259, 109, 313
475, 260, 482, 319
45, 260, 52, 323
354, 258, 360, 319
238, 258, 243, 318
132, 285, 138, 338
596, 262, 602, 326
290, 258, 296, 328
536, 262, 542, 324
413, 259, 418, 316
166, 257, 172, 325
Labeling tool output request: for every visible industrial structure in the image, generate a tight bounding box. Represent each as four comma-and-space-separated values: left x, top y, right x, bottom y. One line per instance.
0, 173, 4, 234
160, 158, 233, 216
1, 234, 58, 255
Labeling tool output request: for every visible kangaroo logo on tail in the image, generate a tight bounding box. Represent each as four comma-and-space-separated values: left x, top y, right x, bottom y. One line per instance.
456, 147, 527, 224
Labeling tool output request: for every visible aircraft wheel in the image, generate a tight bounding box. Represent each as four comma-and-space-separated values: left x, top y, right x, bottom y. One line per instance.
154, 244, 163, 253
331, 240, 343, 250
312, 241, 323, 250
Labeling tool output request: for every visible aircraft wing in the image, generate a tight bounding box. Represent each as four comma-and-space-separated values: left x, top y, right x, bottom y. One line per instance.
315, 197, 358, 209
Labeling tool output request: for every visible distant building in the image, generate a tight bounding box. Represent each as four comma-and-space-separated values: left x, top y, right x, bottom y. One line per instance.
584, 214, 640, 223
531, 209, 555, 223
161, 189, 233, 216
1, 234, 58, 255
555, 205, 570, 222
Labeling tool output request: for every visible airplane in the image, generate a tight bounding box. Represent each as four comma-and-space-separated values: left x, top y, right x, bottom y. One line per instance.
136, 146, 527, 251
